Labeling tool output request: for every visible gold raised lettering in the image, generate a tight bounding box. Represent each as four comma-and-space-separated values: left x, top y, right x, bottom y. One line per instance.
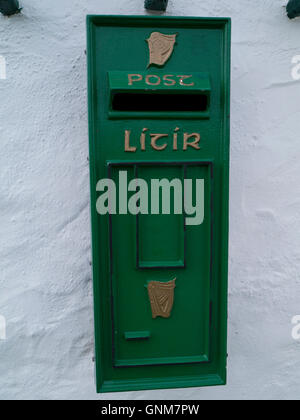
178, 75, 195, 87
124, 130, 137, 152
146, 75, 161, 86
183, 133, 201, 150
128, 74, 142, 86
150, 134, 168, 151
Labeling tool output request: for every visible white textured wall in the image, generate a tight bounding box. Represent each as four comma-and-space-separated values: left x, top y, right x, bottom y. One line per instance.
1, 0, 300, 400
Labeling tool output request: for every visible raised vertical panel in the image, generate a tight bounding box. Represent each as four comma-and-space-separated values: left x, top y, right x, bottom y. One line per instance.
137, 164, 185, 269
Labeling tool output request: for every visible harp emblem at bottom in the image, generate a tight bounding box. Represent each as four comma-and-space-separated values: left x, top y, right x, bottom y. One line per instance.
147, 278, 176, 319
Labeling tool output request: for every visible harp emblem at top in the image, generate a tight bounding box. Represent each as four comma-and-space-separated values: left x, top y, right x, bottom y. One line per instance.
147, 32, 177, 68
147, 278, 176, 319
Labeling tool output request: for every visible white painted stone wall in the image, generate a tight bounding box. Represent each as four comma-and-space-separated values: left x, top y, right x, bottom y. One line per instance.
0, 0, 300, 400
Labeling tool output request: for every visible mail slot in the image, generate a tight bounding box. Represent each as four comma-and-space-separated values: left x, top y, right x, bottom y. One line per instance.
87, 15, 231, 393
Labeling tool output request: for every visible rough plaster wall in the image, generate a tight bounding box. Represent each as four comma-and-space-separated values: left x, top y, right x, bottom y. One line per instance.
0, 0, 300, 400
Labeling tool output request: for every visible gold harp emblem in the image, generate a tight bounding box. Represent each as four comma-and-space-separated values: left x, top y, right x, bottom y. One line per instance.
147, 32, 177, 68
147, 278, 176, 319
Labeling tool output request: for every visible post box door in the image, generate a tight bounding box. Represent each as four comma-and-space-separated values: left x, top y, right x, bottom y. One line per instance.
109, 162, 212, 367
87, 15, 231, 393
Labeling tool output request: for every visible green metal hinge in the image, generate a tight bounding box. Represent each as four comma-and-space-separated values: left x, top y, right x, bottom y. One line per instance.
145, 0, 168, 12
287, 0, 300, 19
0, 0, 21, 16
124, 331, 151, 341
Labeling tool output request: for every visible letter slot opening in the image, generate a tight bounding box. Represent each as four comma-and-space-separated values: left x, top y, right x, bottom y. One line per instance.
108, 71, 211, 119
111, 92, 209, 112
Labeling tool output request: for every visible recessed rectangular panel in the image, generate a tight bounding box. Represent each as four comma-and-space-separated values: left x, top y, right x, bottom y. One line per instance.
108, 162, 212, 368
137, 165, 185, 269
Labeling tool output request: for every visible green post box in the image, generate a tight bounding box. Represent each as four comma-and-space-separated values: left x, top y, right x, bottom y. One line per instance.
87, 15, 231, 393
